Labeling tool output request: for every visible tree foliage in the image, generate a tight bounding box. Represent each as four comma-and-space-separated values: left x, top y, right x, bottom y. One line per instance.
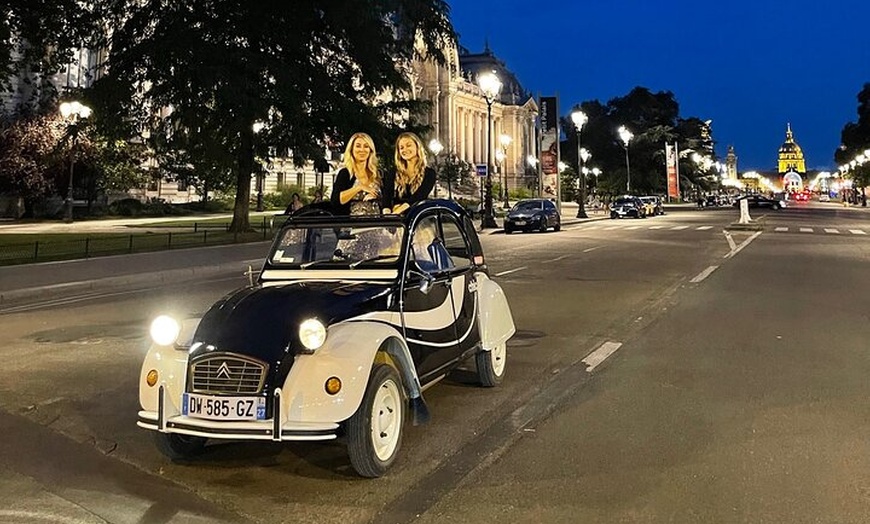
836, 83, 870, 189
94, 0, 456, 231
0, 114, 65, 216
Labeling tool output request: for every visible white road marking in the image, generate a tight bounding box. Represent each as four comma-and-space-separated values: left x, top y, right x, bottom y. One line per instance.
625, 225, 642, 230
494, 266, 528, 277
724, 230, 762, 259
800, 227, 813, 233
723, 230, 737, 251
542, 254, 570, 264
671, 225, 689, 230
775, 227, 788, 232
582, 341, 623, 372
604, 225, 622, 230
851, 229, 866, 235
696, 226, 713, 230
582, 246, 601, 253
690, 265, 719, 283
824, 228, 840, 234
648, 225, 664, 230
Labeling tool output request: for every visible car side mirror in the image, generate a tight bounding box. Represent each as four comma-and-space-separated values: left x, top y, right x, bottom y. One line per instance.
407, 268, 435, 295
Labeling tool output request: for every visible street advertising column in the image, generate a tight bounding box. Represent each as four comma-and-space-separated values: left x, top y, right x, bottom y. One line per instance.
539, 96, 560, 209
665, 142, 680, 201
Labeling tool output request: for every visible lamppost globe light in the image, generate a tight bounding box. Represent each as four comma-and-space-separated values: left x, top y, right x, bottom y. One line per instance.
428, 138, 443, 156
571, 110, 587, 130
499, 133, 512, 148
617, 125, 633, 146
591, 167, 601, 176
428, 138, 444, 198
527, 155, 538, 167
477, 70, 502, 228
495, 149, 505, 163
617, 126, 633, 193
572, 109, 589, 218
58, 100, 91, 223
579, 148, 591, 163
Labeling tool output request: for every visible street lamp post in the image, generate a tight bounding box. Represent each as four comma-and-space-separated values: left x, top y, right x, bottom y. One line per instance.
570, 110, 588, 218
59, 101, 92, 223
478, 71, 502, 229
618, 125, 634, 193
428, 138, 444, 198
526, 155, 539, 197
252, 121, 266, 212
499, 133, 512, 208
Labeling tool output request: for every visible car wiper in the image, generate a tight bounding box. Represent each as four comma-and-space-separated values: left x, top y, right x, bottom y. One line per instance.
299, 259, 331, 269
349, 254, 399, 269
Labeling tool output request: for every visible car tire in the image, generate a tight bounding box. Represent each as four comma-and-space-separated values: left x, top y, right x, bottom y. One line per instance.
153, 433, 207, 460
610, 213, 618, 219
346, 364, 404, 478
539, 218, 548, 232
476, 341, 506, 387
504, 226, 513, 234
554, 222, 561, 232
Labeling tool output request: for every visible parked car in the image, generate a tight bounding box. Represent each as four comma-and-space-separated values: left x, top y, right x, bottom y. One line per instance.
610, 195, 647, 219
819, 193, 831, 202
639, 196, 664, 216
733, 194, 787, 210
137, 199, 516, 477
504, 198, 561, 233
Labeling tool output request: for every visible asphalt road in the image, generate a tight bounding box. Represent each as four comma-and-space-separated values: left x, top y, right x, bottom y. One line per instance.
2, 202, 870, 523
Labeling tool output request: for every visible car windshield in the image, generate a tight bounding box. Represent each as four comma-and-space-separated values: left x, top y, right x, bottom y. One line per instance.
512, 201, 541, 212
614, 197, 635, 205
269, 225, 404, 268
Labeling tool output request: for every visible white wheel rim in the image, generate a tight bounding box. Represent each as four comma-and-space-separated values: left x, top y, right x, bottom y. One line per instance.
371, 378, 402, 461
491, 342, 506, 377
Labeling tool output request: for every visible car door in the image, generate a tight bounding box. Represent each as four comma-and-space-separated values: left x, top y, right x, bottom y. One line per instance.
401, 213, 460, 382
439, 212, 479, 358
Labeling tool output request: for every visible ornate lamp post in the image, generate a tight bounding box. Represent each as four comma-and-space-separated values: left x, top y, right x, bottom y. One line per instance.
478, 71, 502, 229
570, 110, 588, 217
427, 138, 444, 198
59, 101, 92, 223
499, 133, 512, 208
578, 148, 591, 217
252, 121, 266, 212
618, 125, 634, 193
526, 155, 539, 197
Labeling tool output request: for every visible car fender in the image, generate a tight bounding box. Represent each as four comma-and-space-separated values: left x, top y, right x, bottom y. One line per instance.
279, 320, 419, 424
475, 273, 516, 350
139, 318, 199, 413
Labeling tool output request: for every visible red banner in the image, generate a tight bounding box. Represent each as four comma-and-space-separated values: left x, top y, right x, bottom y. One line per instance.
666, 142, 679, 199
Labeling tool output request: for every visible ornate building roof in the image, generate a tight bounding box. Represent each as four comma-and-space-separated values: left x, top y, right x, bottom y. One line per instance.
777, 123, 806, 174
457, 43, 530, 106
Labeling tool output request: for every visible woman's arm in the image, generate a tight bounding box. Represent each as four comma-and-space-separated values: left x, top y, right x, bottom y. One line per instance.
408, 167, 436, 203
333, 169, 364, 205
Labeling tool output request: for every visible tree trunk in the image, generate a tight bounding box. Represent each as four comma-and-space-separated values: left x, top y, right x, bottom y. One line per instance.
228, 126, 254, 233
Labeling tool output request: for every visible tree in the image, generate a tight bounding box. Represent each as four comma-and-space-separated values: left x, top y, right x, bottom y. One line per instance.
836, 83, 870, 204
435, 151, 474, 197
95, 0, 455, 232
0, 114, 65, 216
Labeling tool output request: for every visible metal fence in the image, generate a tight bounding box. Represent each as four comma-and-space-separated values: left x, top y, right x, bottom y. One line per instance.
0, 216, 289, 266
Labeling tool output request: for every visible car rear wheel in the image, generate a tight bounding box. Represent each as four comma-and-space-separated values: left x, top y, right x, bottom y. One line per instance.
554, 222, 561, 232
346, 364, 404, 478
504, 226, 513, 234
476, 341, 506, 387
153, 433, 207, 460
539, 218, 548, 232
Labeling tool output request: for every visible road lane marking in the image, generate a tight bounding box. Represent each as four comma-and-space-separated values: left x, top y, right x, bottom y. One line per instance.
824, 228, 840, 234
648, 225, 664, 230
851, 229, 866, 235
696, 226, 713, 230
723, 230, 737, 251
582, 341, 623, 372
671, 225, 689, 230
625, 225, 641, 230
775, 227, 788, 232
494, 266, 527, 277
800, 227, 813, 233
542, 255, 569, 264
604, 225, 622, 230
582, 246, 601, 253
724, 230, 762, 259
690, 265, 719, 283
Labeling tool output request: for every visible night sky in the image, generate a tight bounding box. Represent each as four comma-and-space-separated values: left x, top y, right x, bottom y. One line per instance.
449, 0, 870, 171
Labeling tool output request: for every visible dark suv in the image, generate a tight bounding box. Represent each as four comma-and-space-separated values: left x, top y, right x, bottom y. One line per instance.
610, 195, 646, 219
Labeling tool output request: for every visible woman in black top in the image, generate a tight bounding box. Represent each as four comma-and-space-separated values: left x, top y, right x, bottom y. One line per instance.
330, 132, 382, 215
383, 132, 436, 215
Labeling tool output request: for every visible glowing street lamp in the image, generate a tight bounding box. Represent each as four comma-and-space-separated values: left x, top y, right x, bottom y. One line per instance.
59, 101, 92, 223
571, 109, 589, 217
498, 133, 512, 207
478, 71, 503, 229
427, 138, 444, 198
618, 125, 634, 193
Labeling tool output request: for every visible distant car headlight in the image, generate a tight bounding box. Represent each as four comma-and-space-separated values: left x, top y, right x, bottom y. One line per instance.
150, 315, 181, 346
299, 318, 327, 352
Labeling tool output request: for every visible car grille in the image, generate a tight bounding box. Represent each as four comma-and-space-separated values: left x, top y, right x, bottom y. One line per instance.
189, 353, 268, 394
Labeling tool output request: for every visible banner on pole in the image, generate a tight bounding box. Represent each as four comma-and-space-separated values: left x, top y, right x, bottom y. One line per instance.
666, 142, 680, 199
540, 96, 559, 200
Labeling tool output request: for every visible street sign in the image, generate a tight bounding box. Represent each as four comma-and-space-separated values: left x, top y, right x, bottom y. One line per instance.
476, 164, 487, 177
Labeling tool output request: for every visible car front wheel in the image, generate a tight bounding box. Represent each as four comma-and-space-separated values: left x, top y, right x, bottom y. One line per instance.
476, 341, 506, 387
346, 364, 404, 478
153, 433, 207, 460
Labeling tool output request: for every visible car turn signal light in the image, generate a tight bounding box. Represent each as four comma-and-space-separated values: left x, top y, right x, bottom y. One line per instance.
146, 369, 159, 387
325, 376, 342, 395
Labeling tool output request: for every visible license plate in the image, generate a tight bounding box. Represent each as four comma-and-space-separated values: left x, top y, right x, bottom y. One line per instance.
182, 393, 266, 421
514, 220, 526, 226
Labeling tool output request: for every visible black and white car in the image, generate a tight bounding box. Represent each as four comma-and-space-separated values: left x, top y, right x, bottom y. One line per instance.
138, 200, 516, 477
610, 195, 647, 219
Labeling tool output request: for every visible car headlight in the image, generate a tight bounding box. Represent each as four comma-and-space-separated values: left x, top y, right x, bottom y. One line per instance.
299, 318, 327, 352
150, 315, 181, 346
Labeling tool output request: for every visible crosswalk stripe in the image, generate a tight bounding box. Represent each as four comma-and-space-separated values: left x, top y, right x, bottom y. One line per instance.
800, 228, 813, 233
648, 225, 664, 230
824, 228, 840, 234
696, 226, 713, 230
671, 226, 689, 230
851, 230, 866, 235
775, 227, 788, 232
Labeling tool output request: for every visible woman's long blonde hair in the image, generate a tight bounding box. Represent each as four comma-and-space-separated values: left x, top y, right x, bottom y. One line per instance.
342, 132, 380, 184
394, 132, 428, 194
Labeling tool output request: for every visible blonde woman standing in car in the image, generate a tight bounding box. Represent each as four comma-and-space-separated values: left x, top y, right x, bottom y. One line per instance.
383, 132, 436, 215
331, 132, 382, 215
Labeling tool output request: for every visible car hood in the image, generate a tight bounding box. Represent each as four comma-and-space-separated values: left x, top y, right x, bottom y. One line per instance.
508, 210, 539, 219
191, 281, 394, 366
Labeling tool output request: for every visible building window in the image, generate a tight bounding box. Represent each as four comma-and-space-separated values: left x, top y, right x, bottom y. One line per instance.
177, 179, 188, 191
277, 172, 285, 189
297, 172, 304, 187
